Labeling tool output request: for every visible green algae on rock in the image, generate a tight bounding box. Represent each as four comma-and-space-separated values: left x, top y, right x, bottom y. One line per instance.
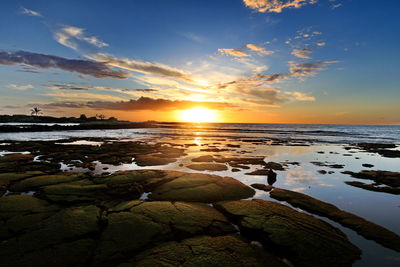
94, 201, 236, 265
269, 188, 400, 252
214, 199, 361, 267
148, 172, 255, 202
127, 235, 287, 267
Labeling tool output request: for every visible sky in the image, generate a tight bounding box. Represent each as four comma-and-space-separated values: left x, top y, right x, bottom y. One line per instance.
0, 0, 399, 124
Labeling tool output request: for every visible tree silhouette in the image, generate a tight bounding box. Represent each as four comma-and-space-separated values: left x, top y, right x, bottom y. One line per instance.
96, 114, 106, 120
30, 107, 42, 116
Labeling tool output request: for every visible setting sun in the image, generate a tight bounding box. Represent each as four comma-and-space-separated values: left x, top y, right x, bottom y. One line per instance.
178, 107, 218, 123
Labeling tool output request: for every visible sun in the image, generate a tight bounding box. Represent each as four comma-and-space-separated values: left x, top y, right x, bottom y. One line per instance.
178, 107, 218, 123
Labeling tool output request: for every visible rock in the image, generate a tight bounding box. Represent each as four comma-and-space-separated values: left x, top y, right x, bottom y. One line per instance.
214, 199, 361, 267
129, 235, 286, 267
269, 188, 400, 252
94, 201, 235, 265
0, 204, 101, 266
191, 155, 215, 162
318, 170, 327, 174
0, 171, 45, 183
362, 163, 374, 168
345, 181, 400, 195
246, 169, 269, 176
227, 144, 241, 148
251, 184, 273, 192
310, 161, 344, 169
186, 163, 228, 171
231, 168, 241, 172
10, 173, 86, 192
135, 154, 177, 166
149, 172, 255, 202
342, 170, 400, 187
265, 162, 284, 170
353, 143, 400, 158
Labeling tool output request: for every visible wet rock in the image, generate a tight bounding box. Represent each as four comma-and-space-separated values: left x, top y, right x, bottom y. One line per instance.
149, 172, 255, 202
227, 144, 241, 148
231, 168, 241, 172
129, 235, 286, 267
246, 169, 270, 176
310, 161, 344, 169
318, 170, 327, 174
251, 184, 273, 192
135, 154, 177, 166
353, 143, 400, 158
265, 162, 284, 170
214, 199, 361, 267
269, 188, 400, 252
0, 171, 45, 183
200, 148, 230, 152
186, 163, 228, 171
191, 155, 215, 162
342, 170, 400, 187
0, 203, 101, 266
10, 173, 86, 192
94, 201, 235, 265
345, 181, 400, 195
362, 163, 374, 168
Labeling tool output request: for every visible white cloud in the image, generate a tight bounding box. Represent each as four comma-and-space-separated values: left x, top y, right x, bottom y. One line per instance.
245, 43, 274, 55
54, 25, 108, 50
7, 84, 34, 90
291, 48, 312, 59
218, 48, 250, 57
20, 7, 42, 17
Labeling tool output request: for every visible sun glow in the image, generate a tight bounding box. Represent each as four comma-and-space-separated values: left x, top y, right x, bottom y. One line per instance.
178, 107, 218, 123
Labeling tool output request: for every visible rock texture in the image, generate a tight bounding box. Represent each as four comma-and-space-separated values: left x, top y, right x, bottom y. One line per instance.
269, 188, 400, 252
214, 199, 361, 267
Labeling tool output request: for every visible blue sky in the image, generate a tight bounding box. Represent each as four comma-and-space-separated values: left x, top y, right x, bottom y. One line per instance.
0, 0, 399, 124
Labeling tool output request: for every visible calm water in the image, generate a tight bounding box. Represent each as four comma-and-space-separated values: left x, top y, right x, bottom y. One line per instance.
1, 123, 399, 266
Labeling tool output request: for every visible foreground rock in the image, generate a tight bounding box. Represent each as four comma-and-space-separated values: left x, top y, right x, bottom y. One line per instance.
0, 195, 100, 267
214, 199, 361, 267
149, 172, 255, 202
127, 235, 287, 267
269, 188, 400, 252
95, 201, 236, 265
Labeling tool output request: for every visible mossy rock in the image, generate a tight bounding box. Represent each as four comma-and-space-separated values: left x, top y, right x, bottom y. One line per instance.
10, 173, 87, 192
0, 205, 101, 265
94, 201, 235, 265
214, 199, 361, 267
93, 170, 165, 184
127, 235, 287, 267
270, 187, 400, 252
0, 171, 45, 183
149, 173, 255, 202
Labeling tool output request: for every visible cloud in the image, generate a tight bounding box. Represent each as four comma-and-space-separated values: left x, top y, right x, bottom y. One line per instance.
7, 84, 34, 90
331, 3, 342, 9
245, 44, 274, 55
54, 25, 109, 50
316, 42, 326, 46
288, 60, 337, 77
34, 97, 236, 111
88, 53, 193, 82
20, 7, 42, 17
242, 0, 317, 13
181, 32, 204, 42
218, 48, 250, 57
291, 48, 312, 59
0, 50, 129, 79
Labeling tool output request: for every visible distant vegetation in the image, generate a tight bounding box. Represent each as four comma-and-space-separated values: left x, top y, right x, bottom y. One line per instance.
0, 114, 120, 123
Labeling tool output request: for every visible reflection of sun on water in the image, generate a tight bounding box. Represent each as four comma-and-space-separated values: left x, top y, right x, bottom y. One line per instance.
178, 107, 218, 123
194, 136, 202, 146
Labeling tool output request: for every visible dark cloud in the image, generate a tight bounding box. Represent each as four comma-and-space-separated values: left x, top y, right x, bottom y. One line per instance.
135, 88, 159, 92
289, 60, 337, 77
0, 50, 130, 79
32, 97, 236, 111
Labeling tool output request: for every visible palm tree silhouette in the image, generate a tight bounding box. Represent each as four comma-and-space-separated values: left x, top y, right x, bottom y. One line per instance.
30, 107, 42, 116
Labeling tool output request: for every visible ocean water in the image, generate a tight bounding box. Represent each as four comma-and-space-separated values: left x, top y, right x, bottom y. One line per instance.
0, 123, 399, 266
0, 123, 399, 144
